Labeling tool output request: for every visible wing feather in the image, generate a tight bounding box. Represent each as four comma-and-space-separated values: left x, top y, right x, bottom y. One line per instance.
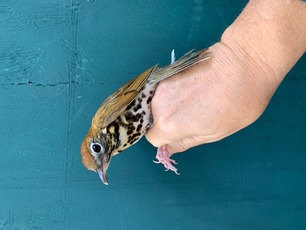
92, 65, 157, 129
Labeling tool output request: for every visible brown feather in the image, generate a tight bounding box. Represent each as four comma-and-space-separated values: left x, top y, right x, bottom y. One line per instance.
151, 49, 210, 82
81, 133, 96, 171
92, 65, 157, 129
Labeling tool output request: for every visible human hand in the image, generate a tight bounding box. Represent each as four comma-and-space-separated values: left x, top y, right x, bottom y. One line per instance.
146, 0, 306, 156
146, 42, 277, 155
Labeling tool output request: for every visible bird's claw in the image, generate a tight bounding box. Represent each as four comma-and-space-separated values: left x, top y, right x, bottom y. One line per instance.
154, 145, 180, 175
164, 168, 181, 175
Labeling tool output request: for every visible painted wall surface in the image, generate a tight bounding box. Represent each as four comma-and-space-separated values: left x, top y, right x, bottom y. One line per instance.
1, 1, 305, 229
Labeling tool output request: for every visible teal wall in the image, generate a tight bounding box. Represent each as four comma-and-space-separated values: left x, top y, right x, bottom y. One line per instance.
1, 1, 305, 229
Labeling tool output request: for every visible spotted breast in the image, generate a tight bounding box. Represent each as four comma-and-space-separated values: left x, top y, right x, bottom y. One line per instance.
107, 83, 156, 155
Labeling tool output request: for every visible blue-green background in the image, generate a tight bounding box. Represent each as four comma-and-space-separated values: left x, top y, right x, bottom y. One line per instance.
0, 1, 305, 229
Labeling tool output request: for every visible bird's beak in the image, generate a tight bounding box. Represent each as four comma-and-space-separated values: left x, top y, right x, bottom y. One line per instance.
97, 169, 108, 185
97, 155, 111, 185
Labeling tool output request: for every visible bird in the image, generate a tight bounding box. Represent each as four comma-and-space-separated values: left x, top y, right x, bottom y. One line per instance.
81, 49, 211, 185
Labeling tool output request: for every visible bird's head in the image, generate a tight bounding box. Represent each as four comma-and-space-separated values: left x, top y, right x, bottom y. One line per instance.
81, 128, 114, 185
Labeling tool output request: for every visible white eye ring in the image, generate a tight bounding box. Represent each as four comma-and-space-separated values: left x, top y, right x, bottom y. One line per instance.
90, 142, 103, 154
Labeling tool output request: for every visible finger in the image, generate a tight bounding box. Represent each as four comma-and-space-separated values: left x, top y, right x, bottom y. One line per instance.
165, 135, 209, 155
165, 142, 190, 156
145, 126, 173, 147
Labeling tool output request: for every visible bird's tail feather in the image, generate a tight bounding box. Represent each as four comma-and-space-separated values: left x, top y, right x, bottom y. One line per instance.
152, 48, 211, 83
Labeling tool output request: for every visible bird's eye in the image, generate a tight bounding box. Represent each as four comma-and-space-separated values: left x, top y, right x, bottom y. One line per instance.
90, 143, 103, 154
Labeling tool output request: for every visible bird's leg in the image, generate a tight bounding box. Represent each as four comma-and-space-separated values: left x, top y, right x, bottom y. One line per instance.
153, 145, 180, 175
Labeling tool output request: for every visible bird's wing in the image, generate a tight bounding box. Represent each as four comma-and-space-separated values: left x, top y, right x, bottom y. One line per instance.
92, 65, 157, 129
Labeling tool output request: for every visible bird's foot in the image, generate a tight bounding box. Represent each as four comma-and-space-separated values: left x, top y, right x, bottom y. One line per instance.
153, 145, 180, 175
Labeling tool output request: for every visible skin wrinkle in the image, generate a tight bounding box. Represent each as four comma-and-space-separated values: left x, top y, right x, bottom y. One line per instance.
220, 38, 277, 86
219, 39, 275, 116
212, 44, 269, 122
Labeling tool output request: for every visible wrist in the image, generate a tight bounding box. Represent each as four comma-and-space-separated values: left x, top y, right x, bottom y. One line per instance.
221, 0, 306, 84
208, 42, 275, 127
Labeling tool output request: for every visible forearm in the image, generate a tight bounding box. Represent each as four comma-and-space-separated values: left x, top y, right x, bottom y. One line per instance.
222, 0, 306, 83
